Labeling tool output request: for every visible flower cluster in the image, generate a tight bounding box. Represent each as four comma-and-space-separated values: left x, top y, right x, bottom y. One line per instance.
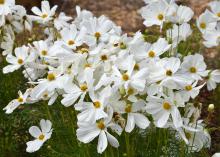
1, 0, 220, 154
197, 0, 220, 48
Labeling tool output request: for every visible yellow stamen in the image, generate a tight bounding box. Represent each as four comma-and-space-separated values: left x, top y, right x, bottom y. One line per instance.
38, 134, 45, 140
148, 51, 155, 58
41, 14, 48, 19
17, 58, 24, 65
163, 102, 171, 110
127, 88, 134, 95
93, 101, 101, 108
125, 104, 132, 113
68, 40, 75, 46
119, 42, 127, 49
41, 50, 48, 56
0, 0, 4, 4
217, 12, 220, 17
94, 32, 101, 39
80, 84, 88, 92
17, 97, 23, 103
47, 73, 56, 81
185, 85, 192, 91
0, 0, 5, 4
134, 64, 140, 71
200, 22, 206, 29
122, 73, 129, 81
84, 63, 91, 68
157, 14, 164, 21
96, 120, 105, 130
166, 70, 173, 76
189, 67, 197, 73
100, 55, 108, 61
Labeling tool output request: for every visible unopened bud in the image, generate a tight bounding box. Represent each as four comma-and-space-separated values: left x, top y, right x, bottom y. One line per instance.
208, 104, 214, 112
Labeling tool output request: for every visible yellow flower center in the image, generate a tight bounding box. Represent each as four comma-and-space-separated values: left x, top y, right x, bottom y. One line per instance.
17, 97, 23, 103
217, 12, 220, 17
68, 40, 75, 46
79, 48, 89, 54
41, 50, 48, 56
166, 70, 173, 76
96, 120, 105, 130
100, 55, 108, 61
200, 22, 206, 29
127, 88, 134, 95
47, 73, 56, 81
38, 134, 45, 140
125, 104, 132, 113
148, 51, 155, 58
17, 58, 24, 65
157, 14, 164, 21
189, 67, 197, 73
185, 85, 192, 91
119, 42, 127, 49
122, 73, 129, 81
94, 32, 101, 39
134, 64, 140, 71
84, 63, 91, 69
41, 14, 48, 19
0, 0, 5, 4
93, 101, 101, 108
163, 102, 171, 110
43, 93, 48, 98
80, 84, 88, 92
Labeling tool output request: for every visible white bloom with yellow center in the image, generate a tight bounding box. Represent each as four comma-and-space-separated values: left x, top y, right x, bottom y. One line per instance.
3, 90, 29, 114
77, 116, 121, 154
180, 54, 208, 81
209, 1, 220, 21
146, 92, 183, 128
31, 1, 57, 23
3, 46, 31, 73
26, 119, 53, 153
117, 100, 150, 133
139, 0, 169, 29
196, 9, 217, 34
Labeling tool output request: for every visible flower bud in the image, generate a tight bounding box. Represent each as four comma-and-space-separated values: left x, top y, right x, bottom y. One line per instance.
208, 104, 214, 112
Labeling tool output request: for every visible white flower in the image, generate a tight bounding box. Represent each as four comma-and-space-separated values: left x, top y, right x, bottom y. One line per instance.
139, 0, 169, 29
133, 38, 170, 61
75, 88, 110, 123
180, 54, 208, 81
207, 70, 220, 91
1, 29, 15, 56
82, 16, 113, 46
3, 46, 32, 73
31, 1, 57, 23
59, 24, 86, 50
26, 119, 53, 153
118, 100, 150, 133
177, 120, 211, 152
112, 62, 148, 92
166, 4, 194, 24
197, 9, 217, 33
3, 90, 29, 114
209, 1, 220, 21
77, 116, 120, 154
203, 29, 220, 48
178, 81, 205, 101
146, 91, 183, 128
54, 12, 72, 30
